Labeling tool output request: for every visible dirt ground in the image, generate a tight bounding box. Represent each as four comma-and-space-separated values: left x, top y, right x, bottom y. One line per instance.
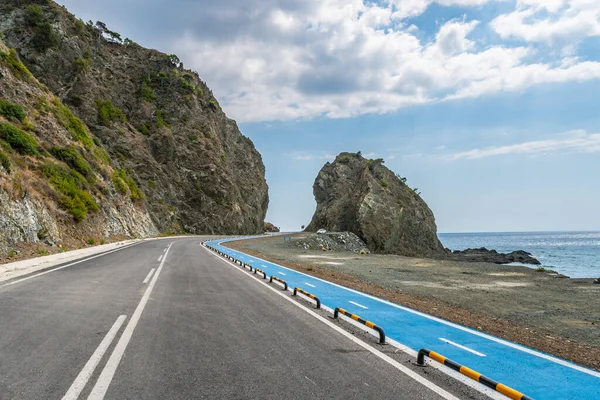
227, 233, 600, 371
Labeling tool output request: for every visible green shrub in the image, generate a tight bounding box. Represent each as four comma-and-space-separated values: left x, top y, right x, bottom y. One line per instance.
111, 171, 127, 194
138, 123, 150, 136
52, 99, 94, 147
0, 49, 33, 81
338, 155, 352, 164
74, 57, 90, 72
189, 134, 197, 142
140, 81, 156, 102
49, 146, 94, 182
112, 169, 144, 200
209, 99, 219, 110
0, 149, 11, 172
156, 109, 168, 128
148, 180, 156, 189
93, 146, 111, 165
87, 238, 95, 245
0, 122, 38, 155
381, 181, 389, 188
0, 99, 27, 122
41, 163, 98, 221
95, 99, 126, 126
25, 5, 59, 52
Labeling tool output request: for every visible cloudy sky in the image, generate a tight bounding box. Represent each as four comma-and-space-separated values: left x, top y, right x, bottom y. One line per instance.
58, 0, 600, 232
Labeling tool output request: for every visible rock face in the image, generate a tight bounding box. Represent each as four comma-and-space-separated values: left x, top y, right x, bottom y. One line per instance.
0, 0, 268, 251
0, 37, 157, 253
306, 152, 445, 257
448, 248, 541, 265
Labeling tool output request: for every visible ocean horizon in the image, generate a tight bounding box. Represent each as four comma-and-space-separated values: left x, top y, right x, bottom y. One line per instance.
438, 231, 600, 279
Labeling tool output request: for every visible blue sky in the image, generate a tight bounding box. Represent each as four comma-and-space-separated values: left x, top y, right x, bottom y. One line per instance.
57, 0, 600, 232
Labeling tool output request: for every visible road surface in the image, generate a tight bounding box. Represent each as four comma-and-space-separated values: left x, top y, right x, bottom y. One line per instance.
0, 238, 476, 399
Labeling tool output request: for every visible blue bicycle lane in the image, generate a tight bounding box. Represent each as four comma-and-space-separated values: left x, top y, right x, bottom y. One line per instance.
205, 238, 600, 400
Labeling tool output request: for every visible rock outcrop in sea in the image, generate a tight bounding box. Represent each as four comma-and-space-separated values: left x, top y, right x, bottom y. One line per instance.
305, 152, 446, 258
447, 248, 541, 265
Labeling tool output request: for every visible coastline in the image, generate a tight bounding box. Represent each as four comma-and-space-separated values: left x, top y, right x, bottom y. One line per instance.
227, 234, 600, 371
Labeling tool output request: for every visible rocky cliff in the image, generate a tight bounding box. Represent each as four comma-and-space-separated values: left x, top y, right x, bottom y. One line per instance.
0, 0, 268, 255
306, 152, 445, 257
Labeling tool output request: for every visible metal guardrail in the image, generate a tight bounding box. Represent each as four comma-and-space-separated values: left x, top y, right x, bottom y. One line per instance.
269, 276, 288, 290
333, 307, 385, 344
293, 288, 321, 309
254, 268, 267, 279
417, 349, 533, 400
243, 263, 253, 272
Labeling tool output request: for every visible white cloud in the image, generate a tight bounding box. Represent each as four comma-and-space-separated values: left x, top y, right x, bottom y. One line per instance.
491, 0, 600, 44
291, 152, 336, 161
445, 130, 600, 160
170, 0, 600, 122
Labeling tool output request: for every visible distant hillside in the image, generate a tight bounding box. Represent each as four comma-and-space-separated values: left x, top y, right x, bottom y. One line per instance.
306, 152, 445, 257
0, 1, 268, 253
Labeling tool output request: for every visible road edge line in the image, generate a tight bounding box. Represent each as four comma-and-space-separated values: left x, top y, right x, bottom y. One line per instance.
1, 242, 143, 288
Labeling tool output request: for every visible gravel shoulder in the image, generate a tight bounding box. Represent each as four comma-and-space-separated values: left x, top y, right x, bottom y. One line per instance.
227, 233, 600, 371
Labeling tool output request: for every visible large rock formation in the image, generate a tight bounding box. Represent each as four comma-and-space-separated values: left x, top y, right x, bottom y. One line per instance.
306, 152, 445, 257
0, 0, 268, 254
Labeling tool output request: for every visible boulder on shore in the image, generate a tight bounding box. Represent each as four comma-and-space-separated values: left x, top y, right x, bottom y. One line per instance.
305, 152, 446, 258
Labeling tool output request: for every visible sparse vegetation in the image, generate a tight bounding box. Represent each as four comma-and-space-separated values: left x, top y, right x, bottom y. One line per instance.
41, 162, 98, 221
156, 109, 168, 128
0, 149, 11, 172
52, 99, 94, 147
112, 169, 144, 201
96, 99, 126, 126
138, 123, 150, 136
209, 99, 219, 110
148, 180, 156, 189
0, 122, 38, 155
381, 181, 389, 188
338, 155, 352, 164
189, 134, 197, 142
140, 79, 156, 102
0, 49, 33, 81
49, 146, 95, 183
87, 238, 95, 245
25, 5, 59, 52
0, 100, 27, 122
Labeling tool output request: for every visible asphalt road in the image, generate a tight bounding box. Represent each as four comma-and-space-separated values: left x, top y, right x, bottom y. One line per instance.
0, 238, 473, 400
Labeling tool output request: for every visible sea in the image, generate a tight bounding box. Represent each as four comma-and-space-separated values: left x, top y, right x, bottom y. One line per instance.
438, 231, 600, 279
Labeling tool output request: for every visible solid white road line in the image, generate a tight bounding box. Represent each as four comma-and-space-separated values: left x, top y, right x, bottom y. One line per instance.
142, 268, 155, 284
87, 243, 173, 400
157, 255, 163, 263
348, 301, 368, 309
205, 248, 459, 400
62, 315, 127, 400
305, 282, 316, 288
439, 338, 486, 357
218, 243, 600, 379
2, 243, 141, 288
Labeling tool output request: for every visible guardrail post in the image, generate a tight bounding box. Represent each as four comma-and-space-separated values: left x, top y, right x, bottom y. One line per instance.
293, 288, 321, 309
269, 276, 288, 290
333, 307, 385, 344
